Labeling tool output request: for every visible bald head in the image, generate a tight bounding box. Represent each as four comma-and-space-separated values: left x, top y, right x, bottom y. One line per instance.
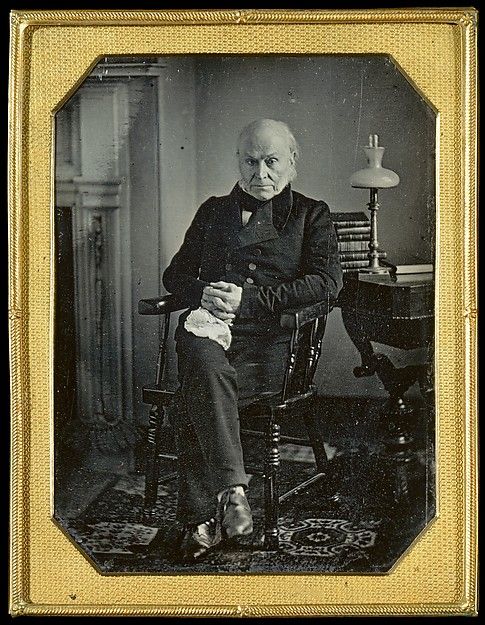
237, 119, 299, 201
237, 119, 299, 160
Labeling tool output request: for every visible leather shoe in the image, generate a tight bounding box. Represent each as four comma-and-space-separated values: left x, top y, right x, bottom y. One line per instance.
178, 518, 222, 562
218, 486, 253, 538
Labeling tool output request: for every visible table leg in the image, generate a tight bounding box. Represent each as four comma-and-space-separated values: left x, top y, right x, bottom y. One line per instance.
341, 308, 426, 502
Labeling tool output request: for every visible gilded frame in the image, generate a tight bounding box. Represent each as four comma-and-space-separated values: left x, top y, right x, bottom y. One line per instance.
8, 8, 477, 617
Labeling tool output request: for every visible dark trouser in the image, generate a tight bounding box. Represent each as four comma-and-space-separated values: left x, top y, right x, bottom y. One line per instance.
171, 322, 290, 525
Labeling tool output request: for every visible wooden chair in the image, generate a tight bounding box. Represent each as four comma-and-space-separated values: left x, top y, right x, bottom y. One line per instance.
139, 294, 331, 550
138, 212, 375, 550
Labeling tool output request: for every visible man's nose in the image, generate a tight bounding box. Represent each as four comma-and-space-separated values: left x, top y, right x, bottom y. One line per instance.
255, 161, 269, 179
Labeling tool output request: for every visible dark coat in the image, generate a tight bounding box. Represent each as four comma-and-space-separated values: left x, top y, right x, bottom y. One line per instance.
163, 183, 343, 336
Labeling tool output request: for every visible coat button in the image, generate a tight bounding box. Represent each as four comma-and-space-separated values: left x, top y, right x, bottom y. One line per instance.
248, 262, 257, 271
225, 263, 232, 271
245, 277, 254, 284
253, 248, 262, 256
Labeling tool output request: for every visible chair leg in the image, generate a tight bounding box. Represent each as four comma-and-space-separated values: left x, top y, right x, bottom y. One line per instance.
143, 403, 164, 523
303, 410, 329, 474
263, 418, 280, 550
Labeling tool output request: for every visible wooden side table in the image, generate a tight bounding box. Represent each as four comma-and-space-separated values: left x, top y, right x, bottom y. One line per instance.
338, 271, 434, 500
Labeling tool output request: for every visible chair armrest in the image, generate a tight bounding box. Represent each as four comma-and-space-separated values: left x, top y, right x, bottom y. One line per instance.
279, 297, 330, 330
139, 294, 331, 326
138, 294, 189, 315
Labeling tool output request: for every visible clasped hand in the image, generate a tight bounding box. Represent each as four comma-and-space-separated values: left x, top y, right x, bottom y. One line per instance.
201, 281, 243, 324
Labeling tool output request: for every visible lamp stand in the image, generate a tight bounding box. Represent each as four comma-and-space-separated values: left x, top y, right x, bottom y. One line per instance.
361, 188, 390, 274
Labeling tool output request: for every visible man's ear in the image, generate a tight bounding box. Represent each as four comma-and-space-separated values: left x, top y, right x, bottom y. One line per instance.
289, 151, 296, 166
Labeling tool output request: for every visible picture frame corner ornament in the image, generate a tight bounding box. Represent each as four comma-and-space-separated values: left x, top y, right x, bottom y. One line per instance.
9, 597, 30, 617
459, 10, 478, 29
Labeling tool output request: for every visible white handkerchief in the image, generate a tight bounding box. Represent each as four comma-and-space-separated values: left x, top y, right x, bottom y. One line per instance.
184, 307, 232, 350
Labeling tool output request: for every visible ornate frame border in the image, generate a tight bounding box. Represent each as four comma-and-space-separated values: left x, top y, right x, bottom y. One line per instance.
8, 8, 477, 617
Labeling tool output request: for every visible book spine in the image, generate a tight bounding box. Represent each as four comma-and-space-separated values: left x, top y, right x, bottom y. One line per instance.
333, 220, 369, 228
334, 226, 371, 236
340, 251, 387, 261
392, 273, 434, 283
341, 259, 374, 269
338, 241, 370, 252
393, 264, 434, 275
338, 233, 371, 241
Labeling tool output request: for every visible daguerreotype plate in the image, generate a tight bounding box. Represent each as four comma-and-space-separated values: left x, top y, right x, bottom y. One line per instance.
9, 8, 477, 617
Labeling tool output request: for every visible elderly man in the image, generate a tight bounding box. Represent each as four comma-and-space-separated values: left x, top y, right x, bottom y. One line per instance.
163, 118, 343, 560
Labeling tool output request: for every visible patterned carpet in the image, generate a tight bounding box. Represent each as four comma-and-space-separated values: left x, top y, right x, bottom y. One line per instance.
58, 397, 435, 574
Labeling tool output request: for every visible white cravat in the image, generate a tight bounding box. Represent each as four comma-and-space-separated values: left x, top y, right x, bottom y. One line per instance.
241, 209, 252, 227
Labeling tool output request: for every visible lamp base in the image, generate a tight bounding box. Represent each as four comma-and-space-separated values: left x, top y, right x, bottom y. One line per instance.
359, 265, 391, 275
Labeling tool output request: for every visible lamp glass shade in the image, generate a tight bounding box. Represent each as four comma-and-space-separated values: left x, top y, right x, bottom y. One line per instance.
350, 145, 400, 189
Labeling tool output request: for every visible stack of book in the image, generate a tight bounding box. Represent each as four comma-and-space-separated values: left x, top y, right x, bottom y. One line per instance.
332, 211, 387, 272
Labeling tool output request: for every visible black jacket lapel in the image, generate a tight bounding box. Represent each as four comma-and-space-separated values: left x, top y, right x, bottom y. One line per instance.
236, 202, 280, 248
234, 184, 293, 249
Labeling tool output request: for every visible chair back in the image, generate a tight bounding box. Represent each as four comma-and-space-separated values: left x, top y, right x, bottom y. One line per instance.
280, 300, 329, 401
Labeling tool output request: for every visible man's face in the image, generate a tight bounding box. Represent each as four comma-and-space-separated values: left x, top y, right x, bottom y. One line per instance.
238, 128, 295, 201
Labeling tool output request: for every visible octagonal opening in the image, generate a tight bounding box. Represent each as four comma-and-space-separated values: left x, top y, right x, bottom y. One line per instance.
54, 54, 436, 573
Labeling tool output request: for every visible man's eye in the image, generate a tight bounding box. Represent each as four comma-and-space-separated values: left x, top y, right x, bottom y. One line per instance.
266, 158, 278, 165
246, 159, 256, 166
